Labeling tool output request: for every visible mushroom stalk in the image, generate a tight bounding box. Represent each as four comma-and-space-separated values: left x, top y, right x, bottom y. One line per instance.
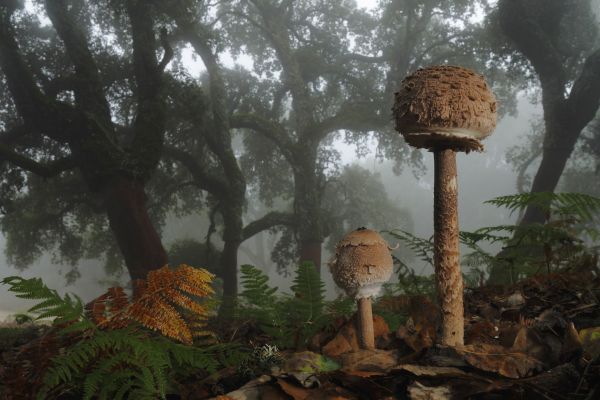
433, 149, 464, 346
357, 297, 375, 349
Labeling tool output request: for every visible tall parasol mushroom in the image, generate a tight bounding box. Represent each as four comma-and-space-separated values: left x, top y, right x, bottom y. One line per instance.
392, 65, 497, 346
329, 228, 393, 350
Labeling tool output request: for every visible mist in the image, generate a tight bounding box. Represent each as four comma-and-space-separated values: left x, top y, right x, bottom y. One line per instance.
0, 0, 598, 319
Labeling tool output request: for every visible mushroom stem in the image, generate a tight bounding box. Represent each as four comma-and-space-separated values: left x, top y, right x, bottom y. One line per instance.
357, 297, 375, 349
433, 149, 464, 346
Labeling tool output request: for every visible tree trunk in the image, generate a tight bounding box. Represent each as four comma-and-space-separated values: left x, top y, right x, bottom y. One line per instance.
219, 204, 244, 316
219, 238, 240, 316
294, 159, 324, 275
433, 149, 464, 347
520, 128, 578, 225
299, 240, 322, 273
102, 176, 167, 281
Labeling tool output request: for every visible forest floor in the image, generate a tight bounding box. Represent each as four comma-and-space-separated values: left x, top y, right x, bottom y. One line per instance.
1, 269, 599, 399
199, 270, 600, 400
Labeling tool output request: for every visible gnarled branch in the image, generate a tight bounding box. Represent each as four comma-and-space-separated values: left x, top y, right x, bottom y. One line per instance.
0, 143, 76, 178
242, 211, 295, 242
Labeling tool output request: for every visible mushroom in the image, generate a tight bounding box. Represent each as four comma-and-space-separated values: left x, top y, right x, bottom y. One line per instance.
392, 65, 497, 346
329, 228, 393, 349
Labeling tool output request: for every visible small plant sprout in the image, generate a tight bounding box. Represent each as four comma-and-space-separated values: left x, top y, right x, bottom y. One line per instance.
393, 65, 497, 346
329, 228, 393, 349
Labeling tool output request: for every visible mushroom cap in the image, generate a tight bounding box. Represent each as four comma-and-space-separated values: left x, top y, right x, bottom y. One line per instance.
329, 228, 393, 299
392, 65, 497, 152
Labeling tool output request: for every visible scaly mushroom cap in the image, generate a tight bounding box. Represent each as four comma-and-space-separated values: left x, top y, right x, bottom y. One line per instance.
329, 228, 393, 299
392, 65, 497, 152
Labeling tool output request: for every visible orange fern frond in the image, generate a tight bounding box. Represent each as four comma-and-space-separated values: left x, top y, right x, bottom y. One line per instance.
86, 287, 130, 328
86, 264, 214, 344
134, 264, 214, 343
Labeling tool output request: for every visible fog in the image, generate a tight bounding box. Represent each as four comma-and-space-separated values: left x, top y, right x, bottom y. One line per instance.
0, 0, 598, 321
0, 95, 541, 316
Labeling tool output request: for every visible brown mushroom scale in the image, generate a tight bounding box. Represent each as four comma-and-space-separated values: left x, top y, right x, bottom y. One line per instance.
393, 65, 497, 152
330, 229, 393, 299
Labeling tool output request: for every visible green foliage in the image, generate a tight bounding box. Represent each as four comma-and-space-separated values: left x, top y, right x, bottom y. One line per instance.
1, 275, 239, 400
385, 230, 433, 267
288, 262, 327, 346
238, 263, 351, 350
389, 193, 600, 286
1, 276, 89, 327
485, 192, 600, 224
240, 264, 279, 309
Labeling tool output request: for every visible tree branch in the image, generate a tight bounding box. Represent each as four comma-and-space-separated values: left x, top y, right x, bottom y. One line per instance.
163, 145, 230, 197
157, 27, 174, 71
566, 49, 600, 133
0, 7, 73, 142
126, 0, 167, 179
315, 101, 388, 136
242, 211, 295, 242
44, 0, 112, 124
230, 113, 294, 160
0, 143, 76, 178
342, 53, 386, 63
0, 125, 32, 146
498, 0, 566, 101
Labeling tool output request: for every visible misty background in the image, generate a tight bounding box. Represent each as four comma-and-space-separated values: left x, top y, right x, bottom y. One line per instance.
0, 0, 598, 318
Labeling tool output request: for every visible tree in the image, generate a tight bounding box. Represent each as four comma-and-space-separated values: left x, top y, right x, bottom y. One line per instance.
155, 0, 295, 306
0, 0, 173, 281
496, 0, 600, 225
222, 0, 518, 275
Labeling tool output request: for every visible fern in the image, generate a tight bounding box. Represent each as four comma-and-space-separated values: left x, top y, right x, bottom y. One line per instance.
385, 229, 434, 265
1, 276, 88, 327
1, 264, 232, 400
485, 192, 600, 222
240, 264, 278, 309
290, 262, 325, 323
288, 262, 327, 348
238, 263, 348, 350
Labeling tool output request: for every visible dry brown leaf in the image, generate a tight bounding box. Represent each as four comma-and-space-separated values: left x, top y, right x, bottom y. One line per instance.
276, 378, 313, 400
340, 349, 398, 372
456, 343, 545, 378
322, 315, 389, 357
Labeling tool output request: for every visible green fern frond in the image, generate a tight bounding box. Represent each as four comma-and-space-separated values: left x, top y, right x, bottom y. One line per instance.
240, 264, 278, 308
485, 192, 600, 221
385, 229, 434, 266
290, 262, 325, 323
1, 276, 86, 326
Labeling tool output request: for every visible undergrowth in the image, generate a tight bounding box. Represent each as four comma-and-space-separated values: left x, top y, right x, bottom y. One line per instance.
386, 192, 600, 286
0, 264, 245, 400
238, 262, 354, 350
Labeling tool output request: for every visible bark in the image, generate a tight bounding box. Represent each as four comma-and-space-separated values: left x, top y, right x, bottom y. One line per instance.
103, 176, 167, 281
299, 240, 322, 273
433, 149, 464, 347
294, 158, 324, 274
357, 297, 375, 350
520, 128, 578, 225
219, 239, 241, 315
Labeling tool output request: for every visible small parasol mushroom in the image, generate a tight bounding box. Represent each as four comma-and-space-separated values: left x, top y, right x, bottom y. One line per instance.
393, 65, 497, 346
329, 228, 393, 350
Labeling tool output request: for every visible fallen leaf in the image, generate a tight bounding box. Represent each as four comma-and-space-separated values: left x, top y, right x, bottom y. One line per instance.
322, 314, 389, 357
456, 343, 545, 378
579, 326, 600, 358
407, 381, 453, 400
339, 349, 398, 372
